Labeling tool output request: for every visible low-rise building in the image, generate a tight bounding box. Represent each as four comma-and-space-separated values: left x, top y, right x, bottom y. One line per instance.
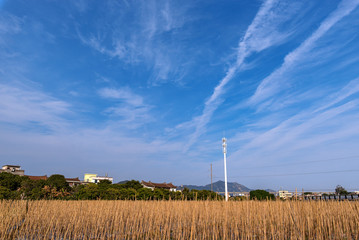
278, 190, 293, 199
141, 180, 177, 192
84, 173, 98, 183
26, 175, 81, 187
65, 177, 82, 187
26, 175, 48, 181
84, 173, 113, 183
1, 165, 25, 176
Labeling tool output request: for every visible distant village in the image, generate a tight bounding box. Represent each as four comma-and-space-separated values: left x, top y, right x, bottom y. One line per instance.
1, 164, 358, 200
0, 164, 177, 191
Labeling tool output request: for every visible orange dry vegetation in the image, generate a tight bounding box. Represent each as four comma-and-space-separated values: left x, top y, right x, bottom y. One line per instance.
1, 200, 359, 239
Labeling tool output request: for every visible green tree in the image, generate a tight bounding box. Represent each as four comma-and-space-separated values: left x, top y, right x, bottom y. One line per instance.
119, 180, 143, 190
21, 179, 47, 200
119, 189, 129, 200
170, 191, 182, 200
98, 180, 112, 189
335, 185, 348, 195
189, 189, 200, 200
162, 189, 170, 200
0, 186, 12, 199
101, 188, 120, 200
137, 188, 154, 200
127, 188, 137, 200
182, 188, 190, 200
46, 174, 70, 191
75, 183, 99, 200
0, 172, 27, 191
153, 188, 164, 200
250, 190, 275, 200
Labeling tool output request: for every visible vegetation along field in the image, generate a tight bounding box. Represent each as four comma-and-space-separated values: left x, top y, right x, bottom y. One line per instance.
1, 200, 359, 239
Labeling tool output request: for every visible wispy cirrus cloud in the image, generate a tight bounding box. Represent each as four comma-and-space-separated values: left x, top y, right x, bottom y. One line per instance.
184, 0, 302, 151
77, 0, 193, 85
249, 0, 359, 106
0, 84, 199, 183
0, 83, 71, 132
0, 12, 22, 35
229, 78, 359, 169
98, 87, 145, 107
98, 87, 153, 128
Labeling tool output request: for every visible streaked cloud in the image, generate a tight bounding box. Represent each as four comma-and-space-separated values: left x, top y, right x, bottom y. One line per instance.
1, 0, 359, 189
98, 87, 153, 128
77, 0, 193, 85
98, 87, 144, 107
0, 83, 71, 132
249, 0, 359, 106
184, 0, 302, 150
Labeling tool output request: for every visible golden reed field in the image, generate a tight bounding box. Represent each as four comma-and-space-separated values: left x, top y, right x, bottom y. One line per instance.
1, 200, 359, 239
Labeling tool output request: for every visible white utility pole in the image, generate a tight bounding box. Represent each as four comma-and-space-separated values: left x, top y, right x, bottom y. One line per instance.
222, 137, 228, 201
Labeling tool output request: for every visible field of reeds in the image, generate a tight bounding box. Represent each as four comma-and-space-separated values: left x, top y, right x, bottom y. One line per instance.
1, 200, 359, 239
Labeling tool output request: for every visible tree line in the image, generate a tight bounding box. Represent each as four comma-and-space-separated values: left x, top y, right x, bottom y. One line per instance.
0, 172, 223, 200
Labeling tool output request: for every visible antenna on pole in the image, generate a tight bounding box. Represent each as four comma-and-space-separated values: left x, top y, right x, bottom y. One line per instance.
222, 137, 228, 201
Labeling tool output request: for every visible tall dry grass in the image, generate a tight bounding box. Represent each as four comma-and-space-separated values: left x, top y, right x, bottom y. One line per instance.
1, 200, 359, 239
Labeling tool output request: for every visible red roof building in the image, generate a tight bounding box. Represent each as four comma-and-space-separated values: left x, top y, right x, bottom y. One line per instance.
26, 175, 81, 187
65, 177, 81, 187
26, 175, 48, 181
141, 180, 177, 192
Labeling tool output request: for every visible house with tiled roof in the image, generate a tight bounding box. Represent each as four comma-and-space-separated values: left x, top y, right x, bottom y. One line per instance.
65, 177, 82, 187
141, 180, 177, 192
26, 175, 48, 181
26, 175, 81, 187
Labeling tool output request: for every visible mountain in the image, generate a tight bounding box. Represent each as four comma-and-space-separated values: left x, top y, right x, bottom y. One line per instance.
116, 180, 276, 193
181, 180, 251, 192
117, 180, 129, 184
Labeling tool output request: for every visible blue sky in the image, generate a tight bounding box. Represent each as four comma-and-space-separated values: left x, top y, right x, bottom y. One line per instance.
1, 0, 359, 191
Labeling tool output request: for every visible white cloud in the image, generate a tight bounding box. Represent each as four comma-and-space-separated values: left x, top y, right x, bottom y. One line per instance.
98, 87, 144, 107
229, 78, 359, 170
77, 0, 193, 85
98, 87, 153, 128
0, 81, 209, 183
0, 83, 71, 132
249, 0, 359, 106
184, 0, 302, 151
0, 12, 22, 35
314, 77, 359, 113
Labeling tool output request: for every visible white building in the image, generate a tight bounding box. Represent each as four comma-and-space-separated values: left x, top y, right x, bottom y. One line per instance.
278, 190, 293, 199
141, 181, 177, 192
84, 173, 113, 183
0, 165, 25, 176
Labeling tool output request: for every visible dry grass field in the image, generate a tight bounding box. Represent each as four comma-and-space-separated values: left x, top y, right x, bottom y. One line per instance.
1, 200, 359, 239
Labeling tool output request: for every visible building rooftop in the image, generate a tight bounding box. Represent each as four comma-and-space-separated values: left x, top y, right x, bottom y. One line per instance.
2, 165, 21, 168
65, 177, 81, 182
141, 180, 176, 189
26, 175, 48, 181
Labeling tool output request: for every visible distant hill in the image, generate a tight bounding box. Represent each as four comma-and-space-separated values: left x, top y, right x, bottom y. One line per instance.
117, 180, 129, 184
116, 179, 275, 192
181, 180, 251, 192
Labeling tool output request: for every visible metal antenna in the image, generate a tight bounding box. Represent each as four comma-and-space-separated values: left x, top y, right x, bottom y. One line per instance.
222, 137, 228, 201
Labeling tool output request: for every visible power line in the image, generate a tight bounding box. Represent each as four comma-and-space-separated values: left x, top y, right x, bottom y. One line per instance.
236, 155, 359, 170
213, 169, 359, 179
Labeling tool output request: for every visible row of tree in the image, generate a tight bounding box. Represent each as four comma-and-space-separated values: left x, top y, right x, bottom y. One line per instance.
7, 172, 332, 201
0, 172, 224, 200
